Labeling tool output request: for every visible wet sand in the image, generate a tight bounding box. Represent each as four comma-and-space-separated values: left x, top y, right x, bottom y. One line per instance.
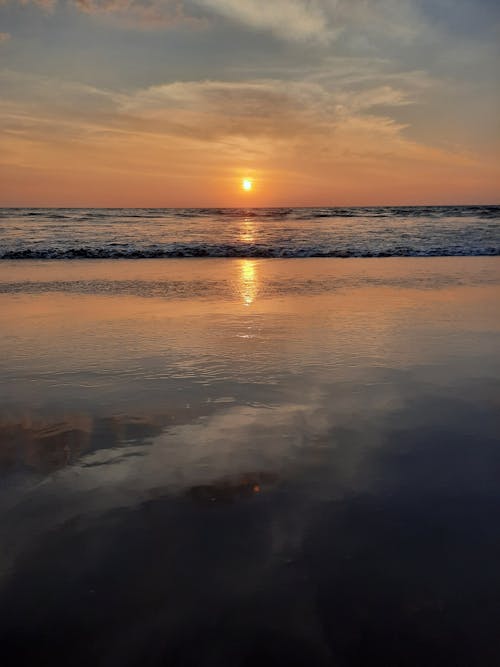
1, 258, 500, 666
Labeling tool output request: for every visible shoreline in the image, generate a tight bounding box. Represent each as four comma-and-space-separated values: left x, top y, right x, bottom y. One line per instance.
2, 250, 499, 260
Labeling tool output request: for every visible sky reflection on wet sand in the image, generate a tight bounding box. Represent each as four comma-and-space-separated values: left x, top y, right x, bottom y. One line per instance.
1, 258, 500, 666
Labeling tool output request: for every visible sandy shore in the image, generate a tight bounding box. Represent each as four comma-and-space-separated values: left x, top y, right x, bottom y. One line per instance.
1, 257, 500, 665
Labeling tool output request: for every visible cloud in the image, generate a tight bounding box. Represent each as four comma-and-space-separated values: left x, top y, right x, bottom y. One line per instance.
195, 0, 334, 42
196, 0, 424, 43
5, 0, 425, 41
118, 77, 443, 168
68, 0, 336, 40
1, 67, 497, 205
72, 0, 205, 28
2, 68, 417, 140
0, 69, 475, 169
3, 0, 203, 27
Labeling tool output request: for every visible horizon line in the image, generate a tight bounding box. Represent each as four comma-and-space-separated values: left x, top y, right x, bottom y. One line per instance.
1, 203, 499, 210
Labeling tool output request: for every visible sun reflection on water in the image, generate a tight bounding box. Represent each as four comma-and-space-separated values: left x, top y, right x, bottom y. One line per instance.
239, 259, 258, 306
240, 218, 255, 244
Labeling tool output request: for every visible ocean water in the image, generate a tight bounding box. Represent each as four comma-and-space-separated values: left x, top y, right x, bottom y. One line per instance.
0, 205, 499, 258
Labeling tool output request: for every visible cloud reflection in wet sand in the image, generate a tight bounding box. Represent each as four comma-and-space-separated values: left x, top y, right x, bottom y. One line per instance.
1, 373, 500, 666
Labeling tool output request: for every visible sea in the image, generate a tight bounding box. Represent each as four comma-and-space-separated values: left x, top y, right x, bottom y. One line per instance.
0, 205, 499, 258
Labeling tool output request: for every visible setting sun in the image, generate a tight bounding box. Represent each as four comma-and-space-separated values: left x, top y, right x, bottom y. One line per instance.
242, 179, 253, 192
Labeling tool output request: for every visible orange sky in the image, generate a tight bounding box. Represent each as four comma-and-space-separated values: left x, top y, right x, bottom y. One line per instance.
0, 0, 499, 206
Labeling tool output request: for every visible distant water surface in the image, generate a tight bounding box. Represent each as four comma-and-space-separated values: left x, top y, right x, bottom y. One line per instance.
0, 206, 499, 258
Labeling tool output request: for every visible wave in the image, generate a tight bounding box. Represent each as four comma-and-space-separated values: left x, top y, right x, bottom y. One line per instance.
3, 205, 499, 221
2, 206, 498, 260
1, 244, 499, 259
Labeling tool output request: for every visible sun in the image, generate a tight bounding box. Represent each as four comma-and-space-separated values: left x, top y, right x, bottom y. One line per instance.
242, 179, 253, 192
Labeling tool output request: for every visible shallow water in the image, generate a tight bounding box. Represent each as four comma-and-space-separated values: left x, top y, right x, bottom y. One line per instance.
1, 258, 500, 666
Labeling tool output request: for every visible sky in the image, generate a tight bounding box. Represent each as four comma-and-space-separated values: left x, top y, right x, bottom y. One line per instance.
0, 0, 499, 206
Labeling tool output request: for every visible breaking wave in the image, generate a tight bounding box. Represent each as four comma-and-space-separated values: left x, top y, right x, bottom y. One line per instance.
2, 244, 499, 259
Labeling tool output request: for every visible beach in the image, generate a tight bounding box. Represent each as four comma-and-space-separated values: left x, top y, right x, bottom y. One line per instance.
3, 0, 499, 659
1, 256, 500, 665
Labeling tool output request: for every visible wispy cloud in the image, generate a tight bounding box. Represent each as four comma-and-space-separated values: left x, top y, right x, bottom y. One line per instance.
3, 0, 203, 27
4, 0, 424, 41
72, 0, 205, 28
0, 69, 483, 189
196, 0, 424, 43
195, 0, 334, 42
